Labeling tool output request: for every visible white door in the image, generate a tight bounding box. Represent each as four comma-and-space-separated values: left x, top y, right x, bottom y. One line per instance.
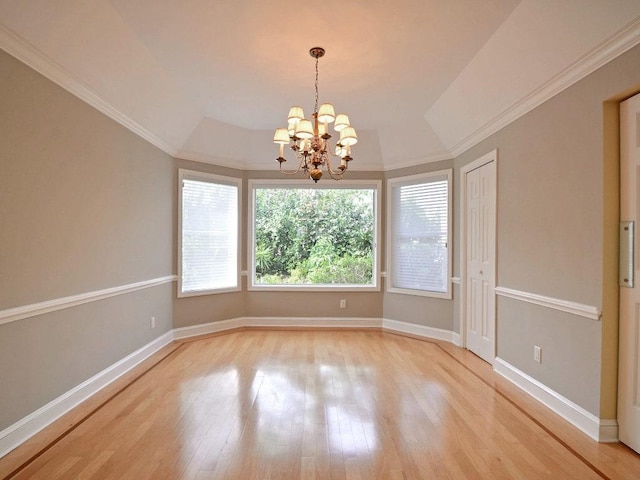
619, 92, 640, 454
465, 158, 496, 364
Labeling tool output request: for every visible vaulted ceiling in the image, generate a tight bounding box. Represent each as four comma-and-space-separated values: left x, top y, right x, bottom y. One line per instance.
1, 1, 639, 171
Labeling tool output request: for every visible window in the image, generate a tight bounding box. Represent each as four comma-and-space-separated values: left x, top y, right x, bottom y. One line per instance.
178, 169, 241, 296
387, 170, 452, 298
249, 180, 380, 290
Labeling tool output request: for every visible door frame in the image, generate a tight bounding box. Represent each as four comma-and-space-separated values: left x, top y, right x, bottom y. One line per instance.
459, 149, 498, 359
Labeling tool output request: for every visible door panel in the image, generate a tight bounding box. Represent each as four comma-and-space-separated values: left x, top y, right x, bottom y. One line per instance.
619, 92, 640, 453
465, 159, 496, 363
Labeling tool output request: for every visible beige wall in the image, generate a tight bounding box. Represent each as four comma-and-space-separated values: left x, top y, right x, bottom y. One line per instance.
3, 39, 640, 435
0, 50, 175, 430
453, 44, 640, 417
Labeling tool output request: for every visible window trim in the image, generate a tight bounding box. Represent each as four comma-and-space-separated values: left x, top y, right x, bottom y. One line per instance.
386, 169, 452, 299
178, 169, 242, 298
248, 179, 382, 292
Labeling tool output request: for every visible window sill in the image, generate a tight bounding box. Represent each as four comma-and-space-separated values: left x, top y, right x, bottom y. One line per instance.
386, 287, 452, 300
248, 284, 380, 293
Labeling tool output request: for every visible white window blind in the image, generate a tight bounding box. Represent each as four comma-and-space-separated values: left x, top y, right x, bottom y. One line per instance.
390, 173, 450, 294
180, 176, 238, 294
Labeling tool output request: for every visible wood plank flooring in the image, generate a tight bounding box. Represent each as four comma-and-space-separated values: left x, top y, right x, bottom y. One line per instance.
1, 330, 639, 479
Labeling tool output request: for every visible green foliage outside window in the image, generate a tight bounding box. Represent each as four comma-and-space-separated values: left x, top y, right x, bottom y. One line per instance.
254, 188, 375, 285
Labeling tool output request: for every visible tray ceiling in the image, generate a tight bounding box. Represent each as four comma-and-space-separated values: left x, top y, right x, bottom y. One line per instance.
1, 0, 639, 170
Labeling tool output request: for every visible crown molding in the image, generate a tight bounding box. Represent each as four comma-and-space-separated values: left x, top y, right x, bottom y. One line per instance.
382, 151, 453, 171
177, 150, 388, 172
0, 24, 179, 157
244, 162, 387, 172
449, 16, 640, 158
175, 150, 249, 170
4, 15, 638, 169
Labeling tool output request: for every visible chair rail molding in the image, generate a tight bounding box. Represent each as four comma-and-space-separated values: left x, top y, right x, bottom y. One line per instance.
495, 286, 601, 321
0, 275, 177, 326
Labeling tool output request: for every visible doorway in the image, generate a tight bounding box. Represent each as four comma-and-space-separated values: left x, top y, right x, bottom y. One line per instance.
461, 150, 497, 364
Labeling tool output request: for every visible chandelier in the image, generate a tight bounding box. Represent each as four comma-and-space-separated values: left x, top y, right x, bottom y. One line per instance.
273, 47, 357, 182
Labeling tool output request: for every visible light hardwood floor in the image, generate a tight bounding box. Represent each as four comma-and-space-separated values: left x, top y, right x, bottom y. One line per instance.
1, 330, 639, 479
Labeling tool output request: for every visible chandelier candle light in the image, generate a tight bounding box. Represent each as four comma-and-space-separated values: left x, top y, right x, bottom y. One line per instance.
273, 47, 357, 182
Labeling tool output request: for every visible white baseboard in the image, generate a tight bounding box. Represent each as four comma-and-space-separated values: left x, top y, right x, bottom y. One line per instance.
173, 317, 382, 340
0, 330, 175, 458
493, 357, 618, 443
173, 318, 244, 339
244, 316, 381, 329
175, 316, 458, 344
172, 316, 465, 345
382, 318, 459, 344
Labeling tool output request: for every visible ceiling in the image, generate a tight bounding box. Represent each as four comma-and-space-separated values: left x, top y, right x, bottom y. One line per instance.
1, 0, 639, 171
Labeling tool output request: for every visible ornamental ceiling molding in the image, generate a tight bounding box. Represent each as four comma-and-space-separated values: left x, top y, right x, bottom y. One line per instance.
445, 16, 640, 158
0, 23, 180, 157
2, 18, 640, 168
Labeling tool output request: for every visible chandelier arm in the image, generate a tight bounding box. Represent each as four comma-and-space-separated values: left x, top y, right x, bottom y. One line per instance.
325, 167, 346, 180
279, 166, 305, 176
278, 156, 308, 176
324, 155, 347, 178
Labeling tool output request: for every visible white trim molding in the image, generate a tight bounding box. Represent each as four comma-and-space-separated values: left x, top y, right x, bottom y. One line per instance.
0, 25, 179, 157
381, 151, 453, 171
174, 317, 458, 344
449, 16, 640, 157
173, 318, 244, 339
3, 16, 639, 174
382, 318, 459, 344
451, 276, 461, 285
495, 286, 601, 321
174, 317, 382, 340
0, 275, 177, 326
245, 317, 380, 329
494, 357, 618, 443
0, 331, 175, 458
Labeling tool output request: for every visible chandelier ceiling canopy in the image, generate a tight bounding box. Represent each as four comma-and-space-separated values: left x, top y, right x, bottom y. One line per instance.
273, 47, 357, 182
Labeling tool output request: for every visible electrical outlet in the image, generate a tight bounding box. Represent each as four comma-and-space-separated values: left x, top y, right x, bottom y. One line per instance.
150, 316, 156, 329
340, 299, 347, 309
533, 345, 542, 363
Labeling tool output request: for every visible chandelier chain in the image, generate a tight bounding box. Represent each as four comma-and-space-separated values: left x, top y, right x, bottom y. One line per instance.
314, 55, 319, 114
